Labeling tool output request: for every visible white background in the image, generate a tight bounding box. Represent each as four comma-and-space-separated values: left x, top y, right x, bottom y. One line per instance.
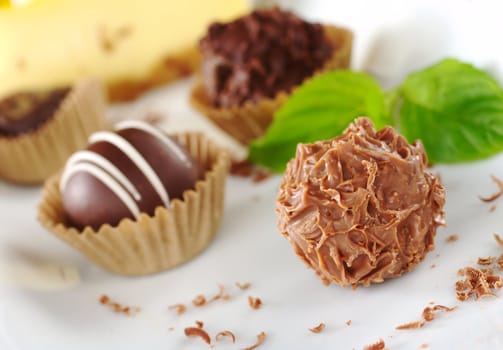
2, 1, 503, 349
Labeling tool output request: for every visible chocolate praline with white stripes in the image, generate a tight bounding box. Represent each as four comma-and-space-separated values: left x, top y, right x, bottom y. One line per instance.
60, 120, 202, 230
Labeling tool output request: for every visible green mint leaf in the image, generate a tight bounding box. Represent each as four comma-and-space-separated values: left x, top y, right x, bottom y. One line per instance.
249, 70, 388, 172
390, 58, 503, 163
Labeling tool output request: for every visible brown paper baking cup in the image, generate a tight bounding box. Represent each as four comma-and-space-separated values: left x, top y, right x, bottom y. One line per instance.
38, 132, 230, 276
0, 79, 107, 185
108, 46, 201, 102
190, 25, 353, 145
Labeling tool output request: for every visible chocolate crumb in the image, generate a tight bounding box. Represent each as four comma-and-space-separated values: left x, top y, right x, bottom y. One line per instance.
489, 205, 497, 212
346, 320, 352, 326
168, 303, 187, 315
248, 296, 262, 310
363, 338, 385, 350
446, 234, 458, 243
430, 264, 436, 269
215, 330, 236, 343
168, 327, 175, 332
242, 331, 266, 350
309, 323, 326, 333
420, 344, 429, 349
479, 175, 503, 202
236, 282, 251, 290
195, 320, 204, 328
184, 327, 211, 345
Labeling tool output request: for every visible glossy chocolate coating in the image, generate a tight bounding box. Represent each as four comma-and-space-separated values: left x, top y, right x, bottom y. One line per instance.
276, 118, 446, 288
199, 7, 333, 108
60, 121, 201, 230
0, 87, 70, 136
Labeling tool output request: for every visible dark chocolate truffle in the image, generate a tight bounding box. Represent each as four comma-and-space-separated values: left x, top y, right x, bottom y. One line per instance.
276, 117, 445, 288
199, 7, 334, 108
0, 87, 70, 136
60, 120, 201, 230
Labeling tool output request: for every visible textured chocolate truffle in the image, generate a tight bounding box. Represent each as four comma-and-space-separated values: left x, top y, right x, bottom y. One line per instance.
199, 7, 334, 108
0, 87, 70, 136
276, 117, 445, 288
60, 120, 201, 230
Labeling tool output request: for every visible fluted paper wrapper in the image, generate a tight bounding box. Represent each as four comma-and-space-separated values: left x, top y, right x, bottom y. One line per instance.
38, 133, 230, 276
0, 79, 107, 184
190, 25, 353, 145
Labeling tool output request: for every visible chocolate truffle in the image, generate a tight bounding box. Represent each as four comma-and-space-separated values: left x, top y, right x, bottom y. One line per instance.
60, 120, 201, 230
276, 117, 445, 288
0, 87, 70, 136
199, 7, 334, 108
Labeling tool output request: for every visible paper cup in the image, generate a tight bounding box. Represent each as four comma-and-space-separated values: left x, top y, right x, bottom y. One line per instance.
190, 25, 353, 145
38, 132, 230, 276
0, 79, 107, 185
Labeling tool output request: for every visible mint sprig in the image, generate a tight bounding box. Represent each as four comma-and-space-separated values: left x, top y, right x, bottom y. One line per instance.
249, 58, 503, 171
249, 71, 390, 172
392, 59, 503, 163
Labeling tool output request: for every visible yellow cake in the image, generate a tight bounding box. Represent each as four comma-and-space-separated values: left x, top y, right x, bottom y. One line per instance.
0, 0, 249, 100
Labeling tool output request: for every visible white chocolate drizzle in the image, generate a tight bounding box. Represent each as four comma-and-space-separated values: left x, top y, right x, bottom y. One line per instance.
115, 120, 191, 167
89, 131, 169, 206
60, 121, 178, 219
60, 162, 140, 218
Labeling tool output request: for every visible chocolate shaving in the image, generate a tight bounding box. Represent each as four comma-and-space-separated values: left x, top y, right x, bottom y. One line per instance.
456, 266, 503, 301
479, 175, 503, 202
241, 331, 266, 350
396, 320, 425, 330
497, 254, 503, 270
184, 327, 211, 345
211, 284, 231, 301
216, 330, 236, 343
99, 294, 140, 316
309, 323, 326, 333
248, 296, 262, 310
195, 320, 204, 328
446, 234, 458, 243
477, 257, 495, 266
192, 294, 207, 307
168, 303, 187, 315
363, 338, 385, 350
397, 304, 455, 330
236, 282, 251, 290
495, 234, 503, 249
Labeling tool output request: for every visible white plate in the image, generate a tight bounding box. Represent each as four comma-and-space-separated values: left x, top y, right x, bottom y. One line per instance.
1, 78, 503, 350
